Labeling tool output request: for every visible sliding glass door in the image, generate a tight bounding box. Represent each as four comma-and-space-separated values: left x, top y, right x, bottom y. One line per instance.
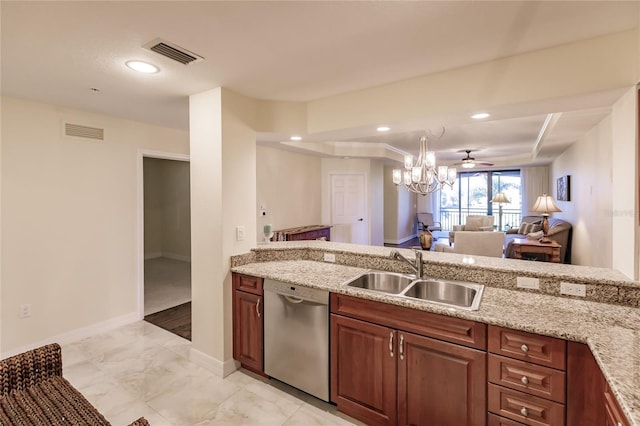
440, 170, 521, 231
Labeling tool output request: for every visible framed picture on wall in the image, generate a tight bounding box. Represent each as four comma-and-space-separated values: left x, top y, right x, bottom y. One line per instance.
557, 175, 570, 201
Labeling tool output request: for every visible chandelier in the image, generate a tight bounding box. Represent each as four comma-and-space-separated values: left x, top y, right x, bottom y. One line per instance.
392, 133, 457, 195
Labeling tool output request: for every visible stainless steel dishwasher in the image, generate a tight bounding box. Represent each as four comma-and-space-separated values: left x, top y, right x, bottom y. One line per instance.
264, 279, 329, 402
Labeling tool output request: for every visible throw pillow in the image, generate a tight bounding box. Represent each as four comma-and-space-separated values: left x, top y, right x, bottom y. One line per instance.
519, 221, 543, 235
465, 216, 484, 231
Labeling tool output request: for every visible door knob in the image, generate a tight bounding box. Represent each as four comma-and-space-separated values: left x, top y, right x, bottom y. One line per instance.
358, 218, 363, 221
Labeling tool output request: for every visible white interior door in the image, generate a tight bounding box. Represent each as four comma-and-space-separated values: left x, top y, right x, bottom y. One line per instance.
331, 174, 367, 244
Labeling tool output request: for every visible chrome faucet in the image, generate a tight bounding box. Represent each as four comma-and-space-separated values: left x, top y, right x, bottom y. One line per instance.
390, 249, 424, 278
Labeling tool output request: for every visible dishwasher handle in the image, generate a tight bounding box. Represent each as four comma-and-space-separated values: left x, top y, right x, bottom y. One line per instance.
284, 295, 305, 304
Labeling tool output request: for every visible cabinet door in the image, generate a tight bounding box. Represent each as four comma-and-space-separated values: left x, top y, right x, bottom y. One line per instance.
567, 342, 605, 426
331, 314, 397, 426
233, 290, 263, 373
604, 387, 629, 426
398, 331, 486, 426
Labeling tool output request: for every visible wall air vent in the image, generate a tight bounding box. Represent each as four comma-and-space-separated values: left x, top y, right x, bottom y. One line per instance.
64, 123, 104, 140
143, 38, 204, 65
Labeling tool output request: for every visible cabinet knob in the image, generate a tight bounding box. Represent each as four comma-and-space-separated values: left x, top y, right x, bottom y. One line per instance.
521, 376, 529, 385
520, 344, 529, 353
520, 407, 528, 417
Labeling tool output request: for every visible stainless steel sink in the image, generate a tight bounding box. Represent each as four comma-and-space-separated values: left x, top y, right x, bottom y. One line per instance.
402, 279, 484, 311
345, 271, 414, 294
343, 271, 484, 310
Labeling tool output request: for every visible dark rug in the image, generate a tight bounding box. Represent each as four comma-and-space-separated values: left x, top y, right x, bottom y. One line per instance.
144, 302, 191, 341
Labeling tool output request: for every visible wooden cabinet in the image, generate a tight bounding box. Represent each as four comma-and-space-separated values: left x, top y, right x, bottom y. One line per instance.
488, 325, 567, 426
331, 293, 486, 426
398, 331, 486, 426
567, 342, 629, 426
232, 273, 264, 374
331, 315, 397, 426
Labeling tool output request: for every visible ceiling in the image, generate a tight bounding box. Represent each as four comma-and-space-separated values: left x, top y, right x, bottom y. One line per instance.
2, 1, 638, 168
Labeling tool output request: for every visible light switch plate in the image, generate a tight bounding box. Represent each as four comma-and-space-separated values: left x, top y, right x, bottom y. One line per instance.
323, 253, 336, 263
517, 277, 540, 289
236, 226, 245, 241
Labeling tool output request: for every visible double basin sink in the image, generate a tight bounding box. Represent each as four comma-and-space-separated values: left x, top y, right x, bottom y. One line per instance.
344, 271, 484, 311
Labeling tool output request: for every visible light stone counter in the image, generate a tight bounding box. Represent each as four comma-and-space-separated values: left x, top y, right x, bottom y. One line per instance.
231, 242, 640, 425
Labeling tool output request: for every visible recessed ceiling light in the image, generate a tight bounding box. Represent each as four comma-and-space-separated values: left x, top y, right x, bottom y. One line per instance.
290, 135, 302, 141
126, 60, 159, 74
471, 112, 490, 120
377, 126, 390, 132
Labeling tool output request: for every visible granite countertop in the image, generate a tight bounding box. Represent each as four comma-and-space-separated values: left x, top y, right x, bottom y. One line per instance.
231, 258, 640, 425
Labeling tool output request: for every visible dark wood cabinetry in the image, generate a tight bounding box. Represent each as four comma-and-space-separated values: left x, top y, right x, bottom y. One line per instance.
331, 315, 397, 426
567, 342, 629, 426
488, 325, 567, 426
232, 273, 264, 374
331, 293, 486, 426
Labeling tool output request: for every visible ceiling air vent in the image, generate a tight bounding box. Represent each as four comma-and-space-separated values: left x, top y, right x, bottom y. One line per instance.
64, 123, 104, 141
143, 38, 204, 65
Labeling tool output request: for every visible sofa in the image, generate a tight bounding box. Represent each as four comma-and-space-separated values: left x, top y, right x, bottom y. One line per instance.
435, 231, 506, 258
449, 215, 494, 243
504, 215, 573, 263
0, 343, 149, 426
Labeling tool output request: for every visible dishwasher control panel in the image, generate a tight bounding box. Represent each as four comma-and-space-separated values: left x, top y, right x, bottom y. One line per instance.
264, 279, 328, 304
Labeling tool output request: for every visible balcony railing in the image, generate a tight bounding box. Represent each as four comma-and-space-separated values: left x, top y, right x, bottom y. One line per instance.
440, 208, 522, 231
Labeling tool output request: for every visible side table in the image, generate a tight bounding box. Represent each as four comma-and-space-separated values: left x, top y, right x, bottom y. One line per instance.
511, 238, 562, 263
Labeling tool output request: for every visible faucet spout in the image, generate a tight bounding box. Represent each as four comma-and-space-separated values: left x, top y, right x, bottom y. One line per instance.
390, 249, 424, 278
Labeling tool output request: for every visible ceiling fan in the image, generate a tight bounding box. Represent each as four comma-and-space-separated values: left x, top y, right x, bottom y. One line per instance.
454, 150, 495, 169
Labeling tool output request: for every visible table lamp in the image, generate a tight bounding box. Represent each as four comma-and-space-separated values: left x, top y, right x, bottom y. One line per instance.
531, 193, 561, 243
491, 192, 510, 231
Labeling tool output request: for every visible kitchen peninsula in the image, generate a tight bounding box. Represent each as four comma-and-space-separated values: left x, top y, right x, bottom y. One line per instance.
231, 241, 640, 425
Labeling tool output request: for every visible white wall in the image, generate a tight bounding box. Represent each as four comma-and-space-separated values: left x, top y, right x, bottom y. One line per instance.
383, 166, 417, 244
1, 96, 189, 353
611, 88, 638, 279
144, 158, 191, 260
256, 146, 322, 239
551, 116, 613, 268
369, 160, 384, 246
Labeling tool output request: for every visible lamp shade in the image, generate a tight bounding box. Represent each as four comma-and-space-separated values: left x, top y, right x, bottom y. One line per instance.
491, 192, 510, 204
532, 193, 561, 214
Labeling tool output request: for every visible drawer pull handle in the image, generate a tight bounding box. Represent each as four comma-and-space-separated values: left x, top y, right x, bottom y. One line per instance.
399, 335, 404, 361
389, 332, 394, 358
520, 344, 529, 353
521, 376, 529, 385
520, 407, 528, 417
256, 299, 261, 318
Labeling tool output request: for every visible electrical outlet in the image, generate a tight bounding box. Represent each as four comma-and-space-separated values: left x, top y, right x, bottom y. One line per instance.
20, 304, 31, 318
561, 282, 586, 297
323, 253, 336, 263
517, 277, 540, 290
236, 226, 245, 241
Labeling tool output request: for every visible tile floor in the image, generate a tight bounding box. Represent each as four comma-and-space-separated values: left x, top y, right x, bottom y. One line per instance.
62, 321, 359, 426
145, 257, 191, 315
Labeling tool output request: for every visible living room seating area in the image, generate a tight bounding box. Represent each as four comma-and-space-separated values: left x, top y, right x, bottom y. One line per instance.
504, 215, 573, 263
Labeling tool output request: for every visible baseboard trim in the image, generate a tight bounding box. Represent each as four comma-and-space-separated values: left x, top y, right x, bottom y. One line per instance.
1, 312, 139, 359
162, 252, 191, 262
384, 234, 417, 245
189, 348, 237, 378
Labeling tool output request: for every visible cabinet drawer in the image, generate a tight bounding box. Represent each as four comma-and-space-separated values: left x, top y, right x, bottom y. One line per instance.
489, 354, 566, 403
488, 413, 526, 426
233, 273, 263, 295
488, 383, 565, 426
489, 326, 566, 370
331, 293, 486, 350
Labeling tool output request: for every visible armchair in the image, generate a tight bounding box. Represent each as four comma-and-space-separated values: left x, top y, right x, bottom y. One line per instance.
417, 212, 441, 232
449, 215, 494, 243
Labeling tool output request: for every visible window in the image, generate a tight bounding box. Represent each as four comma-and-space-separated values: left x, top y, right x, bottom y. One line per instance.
439, 170, 521, 231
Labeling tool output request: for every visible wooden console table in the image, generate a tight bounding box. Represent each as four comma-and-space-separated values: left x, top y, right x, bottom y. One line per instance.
272, 225, 331, 242
511, 238, 562, 263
